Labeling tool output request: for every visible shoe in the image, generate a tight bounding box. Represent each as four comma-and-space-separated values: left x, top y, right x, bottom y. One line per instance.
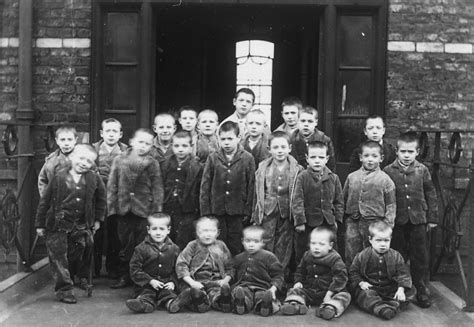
126, 299, 154, 313
191, 288, 209, 313
416, 293, 432, 308
58, 294, 77, 304
378, 307, 397, 320
219, 283, 232, 313
259, 291, 273, 317
318, 304, 336, 320
168, 289, 192, 313
110, 277, 129, 289
233, 286, 247, 315
281, 301, 308, 315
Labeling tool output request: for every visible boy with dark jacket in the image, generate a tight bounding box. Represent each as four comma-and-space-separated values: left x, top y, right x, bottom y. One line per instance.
384, 132, 438, 308
151, 113, 176, 162
200, 121, 256, 255
161, 131, 203, 249
35, 144, 106, 304
126, 213, 180, 313
241, 109, 271, 168
193, 109, 219, 164
107, 128, 164, 288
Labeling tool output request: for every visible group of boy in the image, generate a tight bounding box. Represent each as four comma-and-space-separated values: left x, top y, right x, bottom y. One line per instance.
34, 87, 438, 322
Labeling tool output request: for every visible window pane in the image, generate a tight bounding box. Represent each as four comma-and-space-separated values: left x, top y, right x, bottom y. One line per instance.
336, 119, 366, 162
105, 12, 139, 62
338, 15, 373, 67
236, 60, 273, 85
104, 67, 139, 110
336, 70, 371, 115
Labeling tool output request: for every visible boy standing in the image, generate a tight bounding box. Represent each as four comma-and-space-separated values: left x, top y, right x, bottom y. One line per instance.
200, 121, 255, 255
281, 227, 351, 320
38, 125, 78, 197
384, 132, 438, 308
92, 118, 128, 278
126, 213, 180, 313
177, 105, 198, 136
194, 109, 220, 164
253, 131, 302, 272
241, 109, 270, 167
35, 144, 106, 304
290, 106, 336, 171
232, 226, 284, 316
220, 88, 255, 138
343, 140, 396, 267
161, 131, 203, 249
152, 113, 176, 162
349, 221, 415, 320
171, 217, 234, 313
107, 128, 164, 288
292, 141, 344, 265
274, 97, 302, 137
348, 115, 397, 173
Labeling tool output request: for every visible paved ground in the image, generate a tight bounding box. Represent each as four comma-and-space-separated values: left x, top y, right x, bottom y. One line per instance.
1, 277, 472, 327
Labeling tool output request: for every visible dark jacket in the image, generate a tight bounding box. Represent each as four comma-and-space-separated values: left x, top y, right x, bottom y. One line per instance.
92, 140, 128, 184
348, 141, 397, 173
175, 239, 234, 281
384, 160, 438, 225
200, 146, 256, 216
107, 148, 164, 218
161, 154, 203, 213
35, 169, 106, 230
232, 249, 284, 291
151, 137, 173, 163
292, 166, 344, 227
290, 129, 336, 171
129, 236, 180, 288
37, 149, 70, 197
193, 133, 219, 164
241, 134, 271, 168
294, 249, 348, 293
349, 247, 412, 291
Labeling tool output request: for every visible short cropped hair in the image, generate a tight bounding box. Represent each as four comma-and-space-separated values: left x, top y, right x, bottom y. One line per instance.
281, 97, 302, 110
133, 128, 155, 139
242, 225, 265, 240
268, 131, 290, 147
55, 125, 78, 138
360, 140, 384, 156
195, 216, 219, 231
219, 121, 240, 137
397, 131, 419, 148
154, 113, 175, 125
198, 109, 219, 123
247, 109, 266, 120
147, 212, 171, 227
310, 226, 336, 243
178, 105, 198, 118
306, 140, 328, 155
172, 130, 193, 144
300, 106, 318, 119
101, 118, 122, 131
365, 115, 385, 128
235, 88, 255, 103
72, 143, 97, 158
368, 220, 392, 238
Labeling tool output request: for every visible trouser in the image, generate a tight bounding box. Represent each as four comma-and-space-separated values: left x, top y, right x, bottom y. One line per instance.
105, 214, 121, 275
231, 285, 280, 313
284, 287, 351, 317
46, 228, 93, 297
354, 284, 416, 315
345, 217, 378, 268
392, 223, 429, 293
117, 213, 148, 279
217, 214, 244, 255
261, 210, 293, 270
294, 222, 337, 267
93, 221, 104, 275
132, 285, 177, 310
177, 281, 226, 312
164, 203, 198, 250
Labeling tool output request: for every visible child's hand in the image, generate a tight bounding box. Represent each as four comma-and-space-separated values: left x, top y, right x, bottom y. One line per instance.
150, 279, 164, 290
427, 223, 437, 231
269, 286, 277, 300
359, 281, 372, 290
295, 225, 305, 233
293, 282, 303, 289
93, 221, 100, 233
163, 282, 175, 291
36, 228, 45, 237
394, 287, 406, 302
190, 281, 204, 290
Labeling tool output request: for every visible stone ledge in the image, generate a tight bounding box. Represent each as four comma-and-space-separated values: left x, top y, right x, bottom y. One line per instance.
388, 41, 474, 54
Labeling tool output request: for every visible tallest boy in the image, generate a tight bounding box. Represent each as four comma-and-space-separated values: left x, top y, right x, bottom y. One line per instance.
220, 88, 256, 138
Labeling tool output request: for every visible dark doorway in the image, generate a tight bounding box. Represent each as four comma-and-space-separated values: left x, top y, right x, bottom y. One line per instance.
154, 4, 320, 129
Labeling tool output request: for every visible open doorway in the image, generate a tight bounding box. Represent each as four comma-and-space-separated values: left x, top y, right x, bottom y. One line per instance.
154, 4, 320, 129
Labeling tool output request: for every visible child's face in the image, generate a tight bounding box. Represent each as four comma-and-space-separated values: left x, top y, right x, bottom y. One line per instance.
147, 218, 170, 244
369, 229, 392, 254
153, 116, 176, 143
219, 130, 240, 154
246, 113, 266, 138
196, 220, 219, 245
198, 113, 218, 136
306, 147, 329, 172
360, 146, 383, 170
309, 231, 333, 258
130, 131, 154, 156
298, 112, 318, 137
281, 105, 299, 128
397, 141, 419, 166
269, 137, 291, 163
364, 118, 385, 142
172, 137, 192, 161
69, 148, 97, 175
242, 230, 264, 254
233, 92, 254, 117
56, 131, 77, 154
179, 110, 198, 132
100, 122, 122, 146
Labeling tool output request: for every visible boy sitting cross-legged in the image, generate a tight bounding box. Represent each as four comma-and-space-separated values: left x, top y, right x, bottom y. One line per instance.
281, 227, 351, 320
171, 216, 234, 313
126, 213, 180, 313
232, 225, 284, 316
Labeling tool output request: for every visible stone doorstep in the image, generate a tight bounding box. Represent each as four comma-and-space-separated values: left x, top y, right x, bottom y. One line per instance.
430, 281, 474, 322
